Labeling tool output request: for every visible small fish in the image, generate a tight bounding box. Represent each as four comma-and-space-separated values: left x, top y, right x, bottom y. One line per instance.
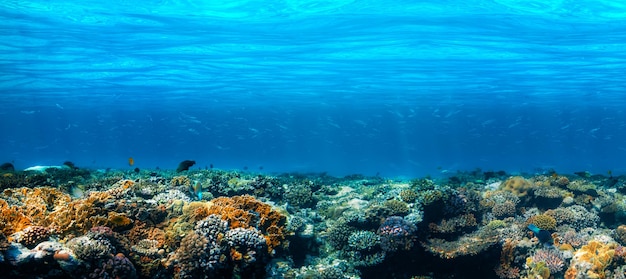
190, 180, 202, 200
128, 157, 134, 166
528, 224, 553, 246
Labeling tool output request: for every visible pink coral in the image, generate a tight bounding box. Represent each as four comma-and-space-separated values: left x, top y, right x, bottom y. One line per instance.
531, 248, 564, 274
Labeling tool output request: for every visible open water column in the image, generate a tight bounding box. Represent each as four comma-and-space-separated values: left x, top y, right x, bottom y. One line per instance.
1, 0, 626, 278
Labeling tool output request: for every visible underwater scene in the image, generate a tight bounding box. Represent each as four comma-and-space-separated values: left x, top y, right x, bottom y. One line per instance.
2, 0, 626, 278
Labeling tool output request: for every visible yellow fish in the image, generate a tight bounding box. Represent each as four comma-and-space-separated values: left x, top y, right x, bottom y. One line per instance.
128, 157, 135, 166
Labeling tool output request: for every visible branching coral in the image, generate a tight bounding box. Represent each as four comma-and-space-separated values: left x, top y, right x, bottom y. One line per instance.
428, 213, 477, 235
423, 230, 499, 259
495, 239, 519, 279
399, 189, 418, 203
529, 248, 565, 274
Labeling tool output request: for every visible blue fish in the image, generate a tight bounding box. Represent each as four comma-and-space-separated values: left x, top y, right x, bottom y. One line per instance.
528, 224, 553, 246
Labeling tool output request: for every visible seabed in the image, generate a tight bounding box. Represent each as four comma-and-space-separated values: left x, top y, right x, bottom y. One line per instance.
1, 166, 626, 279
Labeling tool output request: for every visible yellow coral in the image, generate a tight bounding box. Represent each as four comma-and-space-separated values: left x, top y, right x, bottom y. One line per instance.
526, 214, 557, 231
170, 176, 190, 187
500, 176, 534, 197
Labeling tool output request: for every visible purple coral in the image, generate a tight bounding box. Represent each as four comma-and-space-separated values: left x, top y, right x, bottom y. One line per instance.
531, 248, 564, 274
89, 253, 137, 279
224, 227, 268, 265
377, 216, 417, 252
444, 191, 469, 216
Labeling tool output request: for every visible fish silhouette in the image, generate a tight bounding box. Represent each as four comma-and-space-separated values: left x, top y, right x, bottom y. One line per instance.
177, 160, 196, 172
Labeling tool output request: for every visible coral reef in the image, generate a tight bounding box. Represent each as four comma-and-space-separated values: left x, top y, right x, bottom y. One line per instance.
2, 168, 626, 279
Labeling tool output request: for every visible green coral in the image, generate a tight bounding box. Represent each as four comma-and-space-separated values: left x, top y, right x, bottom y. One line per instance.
399, 189, 418, 203
285, 183, 315, 208
325, 222, 353, 250
347, 230, 380, 251
383, 199, 409, 216
409, 178, 436, 191
486, 220, 507, 230
566, 180, 597, 195
525, 261, 550, 279
419, 189, 446, 206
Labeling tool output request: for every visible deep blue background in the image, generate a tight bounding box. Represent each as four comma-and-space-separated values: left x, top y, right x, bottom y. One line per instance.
2, 0, 626, 177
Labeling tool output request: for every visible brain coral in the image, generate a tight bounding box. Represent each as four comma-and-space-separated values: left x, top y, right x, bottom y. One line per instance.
526, 214, 557, 231
500, 176, 534, 197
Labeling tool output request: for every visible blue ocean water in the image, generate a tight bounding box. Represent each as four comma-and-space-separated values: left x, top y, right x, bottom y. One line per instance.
1, 0, 626, 177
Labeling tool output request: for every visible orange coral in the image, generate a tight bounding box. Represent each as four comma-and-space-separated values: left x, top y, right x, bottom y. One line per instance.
230, 248, 243, 261
44, 190, 114, 236
128, 221, 166, 247
205, 195, 287, 252
0, 199, 32, 236
567, 240, 617, 279
108, 212, 133, 228
564, 266, 577, 279
0, 187, 72, 236
0, 186, 120, 239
